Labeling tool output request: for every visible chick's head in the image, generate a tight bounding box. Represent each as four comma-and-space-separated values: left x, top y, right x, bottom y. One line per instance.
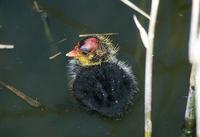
66, 36, 118, 67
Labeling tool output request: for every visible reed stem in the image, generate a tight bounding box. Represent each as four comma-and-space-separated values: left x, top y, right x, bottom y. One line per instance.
188, 0, 200, 136
144, 1, 159, 137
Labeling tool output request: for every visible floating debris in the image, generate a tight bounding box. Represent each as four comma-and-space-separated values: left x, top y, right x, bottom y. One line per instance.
0, 44, 14, 49
79, 33, 119, 38
52, 38, 67, 46
49, 52, 62, 60
56, 38, 67, 45
0, 81, 41, 108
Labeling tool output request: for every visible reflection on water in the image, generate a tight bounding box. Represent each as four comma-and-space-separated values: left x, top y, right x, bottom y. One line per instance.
0, 0, 190, 137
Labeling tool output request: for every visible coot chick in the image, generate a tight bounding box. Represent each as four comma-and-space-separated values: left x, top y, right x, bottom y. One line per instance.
66, 36, 138, 118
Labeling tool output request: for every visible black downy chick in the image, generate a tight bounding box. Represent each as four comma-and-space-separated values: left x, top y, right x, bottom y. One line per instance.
66, 36, 138, 118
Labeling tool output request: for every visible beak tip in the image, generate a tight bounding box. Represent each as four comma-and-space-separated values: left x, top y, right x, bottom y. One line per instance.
66, 51, 76, 57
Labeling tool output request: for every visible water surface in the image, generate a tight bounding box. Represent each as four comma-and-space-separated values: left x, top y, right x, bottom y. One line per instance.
0, 0, 191, 137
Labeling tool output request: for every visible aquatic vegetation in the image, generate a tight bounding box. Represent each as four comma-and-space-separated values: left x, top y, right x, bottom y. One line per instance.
121, 0, 159, 136
186, 0, 200, 136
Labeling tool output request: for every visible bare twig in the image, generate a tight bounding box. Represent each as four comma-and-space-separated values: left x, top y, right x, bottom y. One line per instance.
79, 33, 119, 38
0, 81, 41, 108
120, 0, 150, 20
49, 52, 62, 60
0, 44, 14, 49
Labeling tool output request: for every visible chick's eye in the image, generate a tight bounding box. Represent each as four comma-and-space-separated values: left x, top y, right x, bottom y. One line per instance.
80, 46, 90, 55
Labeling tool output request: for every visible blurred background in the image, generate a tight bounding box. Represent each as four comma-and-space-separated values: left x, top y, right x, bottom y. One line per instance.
0, 0, 191, 137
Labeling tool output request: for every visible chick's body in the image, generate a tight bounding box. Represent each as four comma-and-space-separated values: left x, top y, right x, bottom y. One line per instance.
67, 36, 138, 118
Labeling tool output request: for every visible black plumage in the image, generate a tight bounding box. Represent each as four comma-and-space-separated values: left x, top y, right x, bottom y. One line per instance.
72, 62, 137, 117
66, 36, 138, 118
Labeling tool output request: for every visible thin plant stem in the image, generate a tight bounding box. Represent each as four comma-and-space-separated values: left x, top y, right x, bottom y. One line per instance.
131, 0, 159, 136
144, 1, 159, 137
185, 65, 196, 122
144, 47, 153, 137
188, 0, 200, 53
188, 0, 200, 136
79, 33, 119, 38
183, 66, 196, 137
0, 81, 41, 108
41, 12, 54, 43
33, 1, 43, 13
49, 52, 62, 60
0, 44, 14, 49
120, 0, 150, 20
196, 64, 200, 137
52, 38, 67, 46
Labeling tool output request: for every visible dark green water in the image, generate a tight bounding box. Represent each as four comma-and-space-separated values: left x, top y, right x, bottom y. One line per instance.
0, 0, 191, 137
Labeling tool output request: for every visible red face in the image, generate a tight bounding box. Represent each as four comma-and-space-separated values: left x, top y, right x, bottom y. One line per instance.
66, 37, 99, 57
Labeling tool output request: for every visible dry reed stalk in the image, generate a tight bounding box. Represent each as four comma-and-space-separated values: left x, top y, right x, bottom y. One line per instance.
79, 33, 119, 38
0, 81, 41, 108
49, 52, 62, 60
0, 44, 14, 49
120, 0, 150, 20
183, 66, 196, 137
188, 0, 200, 136
121, 0, 160, 136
